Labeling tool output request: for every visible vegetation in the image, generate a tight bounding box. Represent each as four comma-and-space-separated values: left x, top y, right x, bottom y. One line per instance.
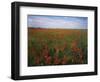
28, 28, 88, 66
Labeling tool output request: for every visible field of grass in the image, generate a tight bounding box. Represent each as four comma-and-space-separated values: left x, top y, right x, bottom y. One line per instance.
28, 28, 88, 66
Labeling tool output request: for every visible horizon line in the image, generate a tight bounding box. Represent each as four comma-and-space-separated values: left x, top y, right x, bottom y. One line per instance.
28, 27, 87, 29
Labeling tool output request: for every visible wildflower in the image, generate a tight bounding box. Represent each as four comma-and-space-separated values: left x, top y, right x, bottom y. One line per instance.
45, 56, 51, 64
53, 54, 60, 64
61, 55, 67, 64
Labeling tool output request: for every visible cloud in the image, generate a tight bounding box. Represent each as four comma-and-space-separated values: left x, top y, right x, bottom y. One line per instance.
28, 15, 87, 29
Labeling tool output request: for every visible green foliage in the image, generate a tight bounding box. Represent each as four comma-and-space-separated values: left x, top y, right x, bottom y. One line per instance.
28, 55, 35, 66
58, 50, 64, 58
49, 48, 55, 57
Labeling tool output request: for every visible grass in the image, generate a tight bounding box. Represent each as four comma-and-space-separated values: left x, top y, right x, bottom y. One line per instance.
28, 28, 88, 66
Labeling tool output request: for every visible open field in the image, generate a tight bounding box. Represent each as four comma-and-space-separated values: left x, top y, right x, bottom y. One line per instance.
28, 28, 88, 66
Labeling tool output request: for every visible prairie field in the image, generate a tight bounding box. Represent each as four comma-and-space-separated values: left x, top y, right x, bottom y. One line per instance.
28, 28, 88, 66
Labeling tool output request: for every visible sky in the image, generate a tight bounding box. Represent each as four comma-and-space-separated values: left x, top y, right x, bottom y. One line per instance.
28, 15, 88, 29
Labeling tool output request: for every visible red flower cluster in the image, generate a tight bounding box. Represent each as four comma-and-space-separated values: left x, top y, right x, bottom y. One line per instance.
61, 55, 68, 64
54, 54, 60, 64
42, 45, 51, 65
71, 41, 83, 63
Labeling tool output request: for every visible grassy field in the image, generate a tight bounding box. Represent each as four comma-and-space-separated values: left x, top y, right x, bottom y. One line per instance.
28, 28, 88, 66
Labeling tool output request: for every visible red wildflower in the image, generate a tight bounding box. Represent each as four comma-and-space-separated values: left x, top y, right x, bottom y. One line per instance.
54, 55, 60, 64
45, 56, 51, 64
61, 55, 68, 64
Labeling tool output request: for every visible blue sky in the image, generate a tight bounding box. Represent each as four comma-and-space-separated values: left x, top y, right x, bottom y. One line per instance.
28, 15, 88, 29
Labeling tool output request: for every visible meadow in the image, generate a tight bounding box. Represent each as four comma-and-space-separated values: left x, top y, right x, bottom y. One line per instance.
28, 28, 88, 66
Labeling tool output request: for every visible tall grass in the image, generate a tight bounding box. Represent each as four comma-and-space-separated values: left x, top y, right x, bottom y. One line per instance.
28, 28, 87, 66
